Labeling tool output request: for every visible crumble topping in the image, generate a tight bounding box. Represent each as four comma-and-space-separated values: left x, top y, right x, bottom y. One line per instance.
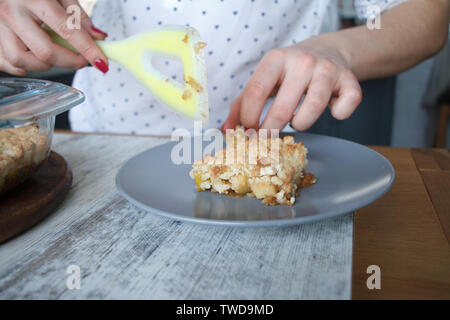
182, 89, 192, 100
189, 126, 315, 206
0, 125, 48, 194
194, 41, 207, 53
186, 76, 203, 93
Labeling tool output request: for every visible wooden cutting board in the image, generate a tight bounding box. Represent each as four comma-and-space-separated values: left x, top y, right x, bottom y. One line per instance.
0, 151, 72, 244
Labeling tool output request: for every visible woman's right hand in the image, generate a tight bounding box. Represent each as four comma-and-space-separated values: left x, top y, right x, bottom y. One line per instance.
0, 0, 109, 75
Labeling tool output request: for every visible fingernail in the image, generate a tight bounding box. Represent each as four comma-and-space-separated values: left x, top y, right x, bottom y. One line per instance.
246, 129, 258, 138
91, 26, 108, 37
94, 58, 109, 73
244, 126, 257, 135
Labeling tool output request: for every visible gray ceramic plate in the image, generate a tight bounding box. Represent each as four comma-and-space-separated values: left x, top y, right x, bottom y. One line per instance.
116, 133, 395, 227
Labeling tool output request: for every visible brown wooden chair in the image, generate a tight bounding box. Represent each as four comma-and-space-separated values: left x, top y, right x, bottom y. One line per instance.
435, 87, 450, 148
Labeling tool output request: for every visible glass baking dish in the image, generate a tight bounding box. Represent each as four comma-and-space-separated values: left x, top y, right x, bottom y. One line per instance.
0, 78, 85, 195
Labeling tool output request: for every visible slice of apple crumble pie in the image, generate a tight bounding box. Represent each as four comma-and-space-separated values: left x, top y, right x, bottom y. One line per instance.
189, 126, 315, 206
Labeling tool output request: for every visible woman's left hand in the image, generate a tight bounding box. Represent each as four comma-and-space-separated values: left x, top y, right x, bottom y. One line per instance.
222, 39, 362, 132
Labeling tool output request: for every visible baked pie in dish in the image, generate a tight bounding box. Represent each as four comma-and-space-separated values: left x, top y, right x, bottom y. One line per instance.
189, 126, 315, 206
0, 124, 48, 194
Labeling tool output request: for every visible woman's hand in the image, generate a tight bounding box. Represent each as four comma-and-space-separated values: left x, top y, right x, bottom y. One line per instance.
222, 38, 362, 132
0, 0, 109, 75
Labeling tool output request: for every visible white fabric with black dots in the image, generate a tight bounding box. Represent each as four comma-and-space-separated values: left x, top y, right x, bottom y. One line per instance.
70, 0, 407, 136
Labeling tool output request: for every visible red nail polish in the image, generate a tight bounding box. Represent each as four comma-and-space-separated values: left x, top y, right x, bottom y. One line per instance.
94, 58, 109, 74
91, 26, 108, 37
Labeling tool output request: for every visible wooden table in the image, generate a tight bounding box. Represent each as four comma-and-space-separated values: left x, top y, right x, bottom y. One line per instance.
353, 147, 450, 299
0, 133, 448, 300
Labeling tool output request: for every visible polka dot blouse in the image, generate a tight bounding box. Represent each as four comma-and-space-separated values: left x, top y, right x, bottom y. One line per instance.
70, 0, 406, 136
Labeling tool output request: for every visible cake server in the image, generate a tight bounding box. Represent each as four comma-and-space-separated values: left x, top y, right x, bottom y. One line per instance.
45, 25, 209, 124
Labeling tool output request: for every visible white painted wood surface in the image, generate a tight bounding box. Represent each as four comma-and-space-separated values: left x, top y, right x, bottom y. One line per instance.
0, 133, 353, 299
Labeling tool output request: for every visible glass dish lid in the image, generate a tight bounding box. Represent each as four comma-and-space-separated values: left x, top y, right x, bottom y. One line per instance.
0, 78, 85, 127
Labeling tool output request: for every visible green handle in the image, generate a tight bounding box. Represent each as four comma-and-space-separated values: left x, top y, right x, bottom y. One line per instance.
43, 25, 105, 55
